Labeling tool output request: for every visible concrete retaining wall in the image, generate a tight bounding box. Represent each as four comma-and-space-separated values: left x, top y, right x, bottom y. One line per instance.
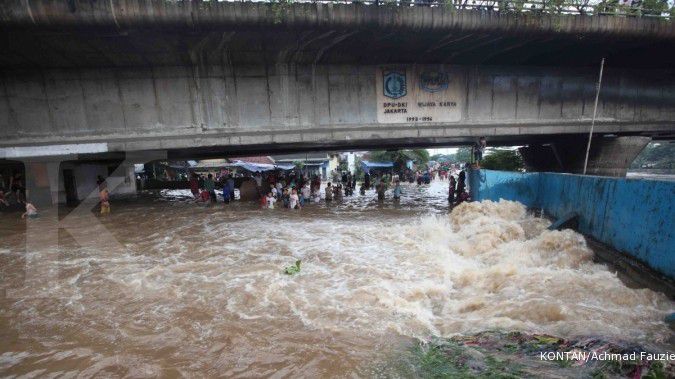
469, 169, 675, 278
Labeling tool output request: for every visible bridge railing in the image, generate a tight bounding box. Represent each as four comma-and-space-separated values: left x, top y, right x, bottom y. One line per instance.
250, 0, 675, 20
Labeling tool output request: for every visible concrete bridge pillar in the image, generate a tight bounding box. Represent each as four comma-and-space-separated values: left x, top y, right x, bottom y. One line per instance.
519, 136, 651, 177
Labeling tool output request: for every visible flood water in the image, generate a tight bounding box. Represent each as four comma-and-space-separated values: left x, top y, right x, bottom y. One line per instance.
0, 180, 673, 377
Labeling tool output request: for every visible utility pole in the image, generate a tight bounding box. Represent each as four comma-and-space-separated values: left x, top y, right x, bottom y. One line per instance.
583, 58, 605, 175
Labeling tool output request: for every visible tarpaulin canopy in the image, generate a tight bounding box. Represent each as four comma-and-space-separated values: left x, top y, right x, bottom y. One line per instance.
360, 160, 394, 168
360, 160, 394, 174
230, 161, 294, 172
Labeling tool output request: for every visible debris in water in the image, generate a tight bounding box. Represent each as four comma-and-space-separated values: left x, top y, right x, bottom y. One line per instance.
392, 331, 673, 378
284, 260, 301, 275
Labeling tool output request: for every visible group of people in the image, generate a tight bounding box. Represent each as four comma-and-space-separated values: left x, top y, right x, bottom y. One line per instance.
0, 172, 39, 219
448, 170, 470, 205
189, 172, 237, 204
0, 173, 26, 208
264, 174, 321, 209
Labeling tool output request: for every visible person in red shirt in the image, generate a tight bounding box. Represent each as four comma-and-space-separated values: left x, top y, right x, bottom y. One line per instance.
189, 173, 199, 199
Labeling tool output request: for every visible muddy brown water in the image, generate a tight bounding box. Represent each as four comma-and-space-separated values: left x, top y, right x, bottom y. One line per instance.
0, 181, 672, 377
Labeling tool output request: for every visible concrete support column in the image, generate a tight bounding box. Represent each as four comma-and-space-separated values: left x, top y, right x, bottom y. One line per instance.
519, 136, 651, 177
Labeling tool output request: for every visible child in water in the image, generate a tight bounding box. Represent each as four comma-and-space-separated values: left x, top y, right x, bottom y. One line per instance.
266, 192, 276, 209
21, 202, 38, 219
99, 188, 110, 215
290, 189, 301, 209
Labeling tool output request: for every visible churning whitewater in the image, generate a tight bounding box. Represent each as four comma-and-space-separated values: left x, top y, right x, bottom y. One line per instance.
0, 181, 672, 376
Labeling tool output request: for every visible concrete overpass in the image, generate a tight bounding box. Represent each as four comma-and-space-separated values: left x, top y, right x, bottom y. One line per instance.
1, 1, 674, 196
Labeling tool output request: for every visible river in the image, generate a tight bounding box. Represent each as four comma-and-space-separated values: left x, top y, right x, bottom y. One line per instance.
0, 180, 672, 377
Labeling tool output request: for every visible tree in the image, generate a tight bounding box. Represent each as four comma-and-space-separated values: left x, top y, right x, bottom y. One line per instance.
430, 154, 454, 162
370, 149, 430, 172
455, 147, 473, 163
630, 141, 675, 169
480, 149, 524, 171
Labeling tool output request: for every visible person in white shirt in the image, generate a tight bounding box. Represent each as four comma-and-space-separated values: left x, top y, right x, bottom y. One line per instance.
301, 185, 311, 205
266, 192, 276, 209
289, 189, 300, 209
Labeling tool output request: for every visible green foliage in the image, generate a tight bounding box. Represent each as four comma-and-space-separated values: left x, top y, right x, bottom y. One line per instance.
631, 141, 675, 169
269, 0, 293, 25
430, 147, 472, 164
642, 0, 670, 16
412, 339, 523, 378
644, 361, 667, 379
455, 147, 472, 163
480, 149, 524, 171
284, 260, 301, 275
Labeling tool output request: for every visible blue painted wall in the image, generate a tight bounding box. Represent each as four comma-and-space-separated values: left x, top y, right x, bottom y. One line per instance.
470, 170, 675, 278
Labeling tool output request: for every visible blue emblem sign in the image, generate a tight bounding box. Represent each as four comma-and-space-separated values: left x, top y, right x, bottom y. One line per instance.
383, 70, 407, 99
420, 71, 449, 93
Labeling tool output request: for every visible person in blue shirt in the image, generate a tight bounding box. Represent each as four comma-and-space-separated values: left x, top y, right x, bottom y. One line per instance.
222, 182, 231, 204
393, 180, 402, 200
227, 174, 235, 201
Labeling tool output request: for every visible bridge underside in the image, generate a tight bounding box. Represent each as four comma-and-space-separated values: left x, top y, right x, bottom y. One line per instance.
1, 3, 674, 69
0, 1, 673, 189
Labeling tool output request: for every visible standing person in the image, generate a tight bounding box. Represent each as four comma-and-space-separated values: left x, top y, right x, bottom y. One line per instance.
254, 172, 262, 188
189, 173, 200, 199
325, 182, 333, 202
266, 192, 276, 209
99, 188, 110, 215
474, 137, 487, 164
0, 189, 8, 207
393, 180, 402, 200
11, 174, 25, 204
301, 184, 310, 206
311, 175, 321, 193
290, 189, 301, 209
448, 175, 457, 203
276, 181, 283, 198
376, 180, 386, 202
227, 175, 235, 201
456, 170, 466, 203
333, 183, 343, 200
0, 175, 8, 207
204, 174, 216, 203
282, 188, 290, 208
222, 181, 232, 204
364, 172, 371, 190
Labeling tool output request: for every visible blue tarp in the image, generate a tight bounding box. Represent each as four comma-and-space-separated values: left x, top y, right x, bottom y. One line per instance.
360, 160, 394, 168
360, 160, 393, 174
230, 161, 294, 172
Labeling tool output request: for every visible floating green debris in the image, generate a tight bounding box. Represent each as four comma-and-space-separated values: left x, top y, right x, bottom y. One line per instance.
284, 259, 301, 275
381, 331, 674, 378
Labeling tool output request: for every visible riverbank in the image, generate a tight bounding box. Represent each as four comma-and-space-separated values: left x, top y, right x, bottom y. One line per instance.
381, 330, 673, 378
